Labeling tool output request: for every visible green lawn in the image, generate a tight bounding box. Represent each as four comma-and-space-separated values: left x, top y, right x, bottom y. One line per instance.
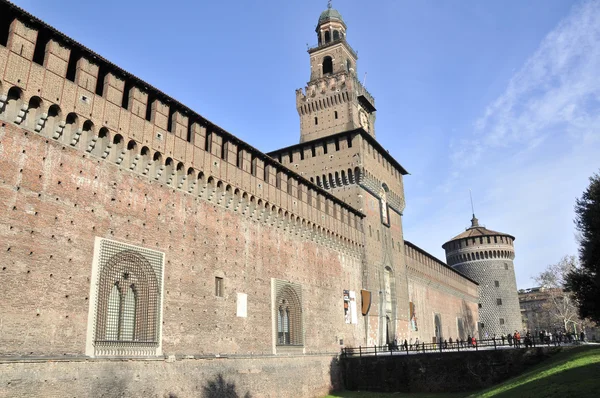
470, 345, 600, 398
324, 393, 465, 398
325, 345, 600, 398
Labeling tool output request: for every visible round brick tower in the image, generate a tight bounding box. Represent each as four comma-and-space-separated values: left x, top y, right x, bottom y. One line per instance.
442, 215, 521, 339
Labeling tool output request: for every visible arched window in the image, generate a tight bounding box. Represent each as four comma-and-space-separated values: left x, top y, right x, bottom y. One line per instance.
89, 239, 165, 357
324, 31, 331, 43
24, 96, 44, 131
322, 56, 333, 75
274, 281, 303, 346
434, 313, 443, 339
278, 308, 288, 343
333, 30, 340, 40
4, 86, 23, 122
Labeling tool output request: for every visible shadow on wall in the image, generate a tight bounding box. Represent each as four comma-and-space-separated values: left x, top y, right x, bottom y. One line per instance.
462, 300, 476, 338
92, 365, 132, 397
329, 355, 343, 394
202, 374, 252, 398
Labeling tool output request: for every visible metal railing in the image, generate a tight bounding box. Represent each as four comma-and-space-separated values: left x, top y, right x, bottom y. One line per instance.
341, 335, 571, 358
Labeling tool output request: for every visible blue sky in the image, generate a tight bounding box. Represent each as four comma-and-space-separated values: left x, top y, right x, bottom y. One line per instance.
13, 0, 600, 288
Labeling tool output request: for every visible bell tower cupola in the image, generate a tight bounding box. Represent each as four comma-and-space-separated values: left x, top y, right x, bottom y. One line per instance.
296, 1, 377, 143
316, 2, 347, 49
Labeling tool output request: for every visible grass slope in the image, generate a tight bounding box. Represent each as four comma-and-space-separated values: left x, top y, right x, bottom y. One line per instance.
325, 345, 600, 398
470, 345, 600, 398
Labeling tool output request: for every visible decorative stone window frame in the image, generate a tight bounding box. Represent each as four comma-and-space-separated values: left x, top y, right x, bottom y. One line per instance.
85, 237, 165, 357
272, 278, 304, 354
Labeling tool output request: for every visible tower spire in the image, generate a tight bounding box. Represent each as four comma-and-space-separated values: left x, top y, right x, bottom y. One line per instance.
469, 189, 479, 228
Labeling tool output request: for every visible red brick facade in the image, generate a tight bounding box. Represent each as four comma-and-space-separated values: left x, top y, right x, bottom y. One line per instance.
0, 2, 479, 396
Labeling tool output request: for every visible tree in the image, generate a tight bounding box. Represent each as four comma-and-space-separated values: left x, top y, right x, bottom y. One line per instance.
534, 256, 581, 332
567, 171, 600, 324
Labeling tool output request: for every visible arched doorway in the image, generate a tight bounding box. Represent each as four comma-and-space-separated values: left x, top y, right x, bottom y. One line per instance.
434, 313, 442, 342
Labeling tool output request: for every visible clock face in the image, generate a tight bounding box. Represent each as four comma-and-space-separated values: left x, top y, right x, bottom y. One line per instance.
359, 110, 369, 132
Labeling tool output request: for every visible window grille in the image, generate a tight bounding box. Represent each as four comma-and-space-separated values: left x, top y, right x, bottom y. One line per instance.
273, 279, 303, 347
88, 238, 164, 357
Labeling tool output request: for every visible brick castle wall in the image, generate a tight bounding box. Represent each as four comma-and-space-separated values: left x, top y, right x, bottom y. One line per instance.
0, 123, 364, 357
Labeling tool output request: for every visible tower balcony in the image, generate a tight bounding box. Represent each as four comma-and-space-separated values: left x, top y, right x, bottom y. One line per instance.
307, 39, 358, 59
351, 76, 376, 113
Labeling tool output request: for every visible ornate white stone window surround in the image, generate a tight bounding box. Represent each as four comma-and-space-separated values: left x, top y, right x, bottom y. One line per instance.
86, 238, 165, 357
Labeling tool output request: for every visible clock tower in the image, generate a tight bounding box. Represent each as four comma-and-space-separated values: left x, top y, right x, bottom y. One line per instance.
296, 3, 377, 143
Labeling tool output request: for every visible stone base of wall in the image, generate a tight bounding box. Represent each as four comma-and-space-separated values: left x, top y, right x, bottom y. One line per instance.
0, 354, 341, 398
341, 347, 562, 393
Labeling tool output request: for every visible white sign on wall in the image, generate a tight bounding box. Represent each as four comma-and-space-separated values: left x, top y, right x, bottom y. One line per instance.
237, 293, 247, 318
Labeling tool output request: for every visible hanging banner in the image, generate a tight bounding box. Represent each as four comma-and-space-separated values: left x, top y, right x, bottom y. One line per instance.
361, 290, 371, 315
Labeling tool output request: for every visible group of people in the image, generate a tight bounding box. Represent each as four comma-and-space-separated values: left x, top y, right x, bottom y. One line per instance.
389, 329, 587, 352
390, 336, 478, 351
499, 331, 523, 347
499, 329, 586, 347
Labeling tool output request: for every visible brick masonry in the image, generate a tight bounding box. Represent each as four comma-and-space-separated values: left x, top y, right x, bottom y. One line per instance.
0, 2, 484, 396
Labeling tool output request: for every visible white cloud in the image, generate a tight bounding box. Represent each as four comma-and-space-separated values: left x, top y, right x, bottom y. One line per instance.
405, 0, 600, 288
458, 0, 600, 166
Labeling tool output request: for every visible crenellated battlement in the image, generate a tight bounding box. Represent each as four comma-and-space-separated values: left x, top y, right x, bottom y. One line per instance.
0, 0, 364, 250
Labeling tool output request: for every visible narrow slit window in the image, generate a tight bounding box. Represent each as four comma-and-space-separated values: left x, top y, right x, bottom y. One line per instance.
237, 147, 243, 168
221, 139, 228, 160
65, 48, 82, 82
0, 13, 15, 47
186, 121, 194, 143
32, 28, 51, 66
205, 131, 212, 153
215, 277, 223, 297
145, 94, 156, 122
167, 107, 175, 132
251, 156, 257, 176
95, 66, 108, 97
121, 80, 134, 109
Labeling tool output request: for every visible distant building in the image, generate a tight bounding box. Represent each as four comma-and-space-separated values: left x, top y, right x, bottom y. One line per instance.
518, 287, 599, 340
518, 287, 561, 332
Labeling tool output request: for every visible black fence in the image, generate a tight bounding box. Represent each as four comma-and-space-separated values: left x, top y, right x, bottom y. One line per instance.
341, 335, 574, 357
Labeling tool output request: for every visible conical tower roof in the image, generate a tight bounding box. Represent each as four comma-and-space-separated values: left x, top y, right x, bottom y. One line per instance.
445, 215, 514, 244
